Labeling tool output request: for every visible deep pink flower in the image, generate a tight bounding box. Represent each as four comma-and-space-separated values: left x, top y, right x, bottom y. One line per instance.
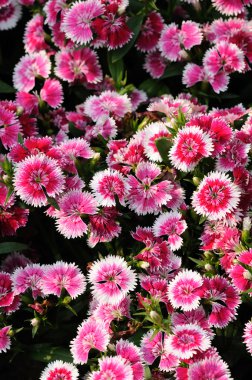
153, 211, 187, 251
0, 2, 21, 31
88, 207, 121, 247
40, 79, 63, 108
243, 320, 252, 355
166, 181, 185, 210
144, 50, 167, 79
55, 190, 97, 239
0, 105, 21, 148
88, 255, 137, 304
0, 326, 11, 353
229, 250, 252, 293
13, 51, 51, 92
126, 161, 172, 215
0, 205, 29, 237
40, 360, 79, 380
41, 261, 86, 298
24, 14, 49, 53
192, 172, 241, 220
54, 47, 102, 84
116, 339, 143, 380
13, 154, 65, 207
212, 0, 252, 15
188, 356, 232, 380
168, 270, 203, 311
172, 307, 213, 337
9, 136, 53, 163
182, 63, 204, 87
62, 0, 104, 44
136, 11, 164, 52
70, 317, 110, 364
16, 91, 39, 114
216, 137, 249, 172
88, 356, 133, 380
12, 264, 45, 298
58, 137, 94, 173
143, 121, 171, 162
140, 275, 169, 303
0, 272, 15, 307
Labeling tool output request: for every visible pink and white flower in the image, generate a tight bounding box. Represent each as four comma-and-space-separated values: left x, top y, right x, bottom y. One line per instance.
116, 339, 144, 380
40, 360, 79, 380
12, 264, 45, 298
0, 326, 11, 353
212, 0, 252, 15
0, 272, 14, 307
0, 2, 22, 31
243, 320, 252, 355
144, 50, 167, 79
0, 105, 21, 148
188, 356, 232, 380
143, 121, 171, 162
87, 255, 137, 304
229, 249, 252, 293
40, 79, 63, 108
24, 14, 49, 53
88, 356, 133, 380
92, 296, 131, 327
88, 207, 121, 247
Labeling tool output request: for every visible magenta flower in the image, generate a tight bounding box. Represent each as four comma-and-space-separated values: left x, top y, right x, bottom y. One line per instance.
0, 105, 21, 148
13, 51, 51, 92
153, 211, 187, 251
168, 269, 203, 311
126, 161, 172, 215
40, 360, 79, 380
212, 0, 252, 15
116, 339, 144, 380
216, 137, 249, 172
70, 317, 110, 364
0, 326, 11, 353
90, 169, 128, 207
92, 296, 131, 328
58, 137, 94, 173
13, 154, 65, 207
41, 261, 86, 298
188, 356, 232, 380
55, 190, 97, 239
169, 126, 213, 172
144, 50, 167, 79
88, 356, 133, 380
192, 172, 241, 220
0, 272, 15, 307
0, 2, 21, 31
40, 79, 63, 108
9, 136, 53, 163
243, 320, 252, 355
12, 264, 45, 298
136, 11, 164, 52
172, 307, 213, 337
143, 121, 171, 162
24, 14, 49, 53
62, 0, 104, 44
88, 255, 137, 304
229, 250, 252, 293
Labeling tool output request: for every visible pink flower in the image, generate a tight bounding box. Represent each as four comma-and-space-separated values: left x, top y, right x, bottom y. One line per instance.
55, 190, 97, 239
70, 317, 110, 364
13, 154, 65, 207
84, 91, 132, 122
126, 161, 172, 215
40, 360, 79, 380
192, 172, 241, 220
188, 356, 232, 380
143, 121, 171, 162
40, 79, 63, 108
169, 126, 213, 172
62, 0, 104, 44
54, 47, 102, 84
88, 255, 137, 304
116, 339, 143, 380
90, 169, 128, 207
166, 324, 211, 359
182, 63, 204, 87
140, 275, 169, 303
13, 51, 51, 92
0, 206, 29, 237
216, 137, 249, 172
1, 252, 31, 273
168, 270, 203, 311
136, 11, 164, 52
24, 14, 49, 53
144, 50, 167, 78
88, 207, 121, 247
0, 326, 11, 353
9, 136, 53, 163
0, 105, 21, 148
212, 0, 252, 15
243, 320, 252, 355
41, 261, 86, 298
16, 91, 39, 114
172, 307, 213, 337
88, 356, 133, 380
0, 2, 21, 31
130, 89, 147, 111
229, 250, 252, 292
159, 21, 202, 61
12, 264, 45, 298
0, 272, 15, 307
153, 211, 187, 251
92, 296, 131, 328
58, 137, 94, 173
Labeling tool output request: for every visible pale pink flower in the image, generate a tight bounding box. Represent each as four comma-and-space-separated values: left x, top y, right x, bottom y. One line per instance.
243, 320, 252, 355
62, 0, 104, 44
13, 154, 65, 207
90, 168, 128, 207
58, 137, 94, 173
92, 296, 131, 327
0, 326, 11, 353
143, 121, 171, 162
168, 269, 203, 311
84, 91, 131, 122
70, 317, 110, 364
88, 207, 121, 247
126, 161, 172, 215
88, 255, 137, 304
216, 137, 250, 172
116, 339, 144, 380
229, 250, 252, 293
41, 261, 86, 298
212, 0, 252, 15
40, 360, 79, 380
24, 14, 49, 53
13, 51, 51, 92
169, 126, 213, 172
144, 50, 167, 78
192, 172, 241, 220
40, 79, 63, 108
188, 356, 232, 380
166, 324, 211, 359
159, 21, 202, 61
55, 190, 97, 239
0, 2, 21, 31
153, 211, 187, 251
0, 105, 21, 148
136, 11, 164, 52
54, 47, 102, 84
88, 356, 133, 380
12, 264, 45, 298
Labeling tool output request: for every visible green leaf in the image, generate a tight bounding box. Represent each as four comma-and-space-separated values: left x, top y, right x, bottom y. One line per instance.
0, 80, 15, 93
107, 53, 124, 85
155, 137, 172, 163
0, 242, 29, 254
110, 14, 143, 62
144, 366, 152, 380
160, 63, 184, 79
139, 79, 169, 97
199, 215, 207, 224
189, 256, 205, 266
28, 344, 73, 363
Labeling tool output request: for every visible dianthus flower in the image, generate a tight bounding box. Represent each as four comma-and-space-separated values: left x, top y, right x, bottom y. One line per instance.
140, 275, 169, 303
40, 79, 63, 108
1, 252, 31, 273
136, 11, 164, 52
88, 255, 137, 304
216, 137, 249, 172
0, 105, 21, 149
92, 296, 131, 328
229, 250, 252, 293
9, 137, 53, 163
0, 326, 11, 353
0, 272, 15, 307
143, 50, 167, 78
88, 207, 121, 247
58, 137, 94, 173
55, 190, 97, 239
126, 161, 172, 215
143, 121, 171, 162
13, 154, 65, 207
116, 339, 144, 380
243, 320, 252, 355
172, 307, 213, 337
212, 0, 252, 15
168, 269, 203, 311
192, 172, 241, 221
40, 360, 79, 380
24, 14, 49, 53
88, 356, 133, 380
0, 2, 21, 31
70, 317, 110, 364
12, 264, 45, 298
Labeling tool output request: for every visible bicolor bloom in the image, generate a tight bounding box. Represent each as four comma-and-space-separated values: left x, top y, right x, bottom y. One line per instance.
0, 272, 14, 307
229, 250, 252, 293
88, 356, 134, 380
0, 2, 22, 31
143, 121, 171, 162
40, 360, 79, 380
136, 11, 164, 52
144, 50, 167, 79
92, 296, 131, 328
243, 320, 252, 355
41, 262, 86, 298
87, 255, 137, 304
188, 356, 232, 379
12, 264, 45, 298
169, 126, 213, 172
168, 269, 203, 311
0, 105, 21, 149
0, 326, 11, 353
24, 14, 48, 53
88, 207, 121, 247
192, 172, 241, 220
58, 137, 94, 173
40, 79, 63, 108
211, 0, 252, 15
70, 317, 110, 364
172, 307, 213, 337
9, 136, 53, 163
116, 339, 144, 380
153, 211, 187, 251
90, 169, 128, 207
13, 154, 65, 207
55, 190, 97, 239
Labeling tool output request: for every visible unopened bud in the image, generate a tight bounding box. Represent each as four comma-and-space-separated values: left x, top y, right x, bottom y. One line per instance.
30, 318, 40, 327
149, 311, 162, 325
138, 261, 150, 269
192, 176, 200, 186
204, 264, 213, 271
